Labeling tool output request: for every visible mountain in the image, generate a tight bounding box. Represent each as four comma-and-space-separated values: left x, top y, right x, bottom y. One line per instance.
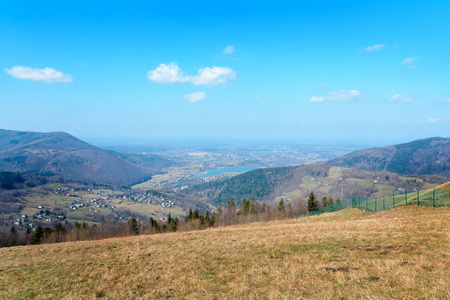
0, 129, 173, 186
328, 137, 450, 177
187, 165, 329, 206
187, 137, 450, 207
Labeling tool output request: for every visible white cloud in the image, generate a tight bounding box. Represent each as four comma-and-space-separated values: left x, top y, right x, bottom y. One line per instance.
402, 56, 419, 65
390, 94, 413, 103
222, 45, 234, 54
328, 90, 361, 101
184, 92, 206, 103
189, 66, 236, 85
147, 63, 188, 84
4, 66, 73, 83
428, 118, 439, 123
310, 90, 361, 103
309, 96, 325, 103
441, 97, 450, 103
365, 44, 385, 51
253, 96, 259, 101
147, 63, 235, 86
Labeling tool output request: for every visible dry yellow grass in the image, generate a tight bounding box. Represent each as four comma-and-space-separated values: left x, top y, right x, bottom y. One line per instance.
437, 181, 450, 191
1, 206, 449, 299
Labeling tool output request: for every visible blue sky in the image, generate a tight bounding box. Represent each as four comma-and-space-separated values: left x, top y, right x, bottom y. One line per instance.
1, 0, 449, 144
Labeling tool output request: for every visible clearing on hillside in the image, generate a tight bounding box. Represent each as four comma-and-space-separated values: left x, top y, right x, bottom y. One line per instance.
0, 206, 449, 299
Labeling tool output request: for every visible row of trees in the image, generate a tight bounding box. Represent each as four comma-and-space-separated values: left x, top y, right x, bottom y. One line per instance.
0, 192, 340, 247
307, 192, 341, 212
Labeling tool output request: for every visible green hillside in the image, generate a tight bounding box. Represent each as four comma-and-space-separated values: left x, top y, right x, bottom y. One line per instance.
329, 137, 450, 177
187, 164, 447, 207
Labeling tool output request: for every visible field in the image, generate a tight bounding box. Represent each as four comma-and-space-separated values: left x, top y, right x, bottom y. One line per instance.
1, 206, 449, 299
7, 183, 186, 229
282, 166, 441, 205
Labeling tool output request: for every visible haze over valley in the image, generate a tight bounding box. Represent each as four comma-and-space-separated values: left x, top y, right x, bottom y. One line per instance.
1, 1, 450, 298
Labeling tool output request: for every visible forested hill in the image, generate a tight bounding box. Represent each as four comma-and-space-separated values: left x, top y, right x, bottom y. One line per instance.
0, 129, 173, 186
328, 137, 450, 177
187, 164, 330, 207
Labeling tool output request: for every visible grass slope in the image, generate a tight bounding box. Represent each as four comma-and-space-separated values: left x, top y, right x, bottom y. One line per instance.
437, 181, 450, 191
1, 206, 449, 298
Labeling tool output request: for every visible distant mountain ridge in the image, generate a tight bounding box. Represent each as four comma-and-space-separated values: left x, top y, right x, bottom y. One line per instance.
0, 129, 174, 186
328, 137, 450, 177
186, 137, 450, 206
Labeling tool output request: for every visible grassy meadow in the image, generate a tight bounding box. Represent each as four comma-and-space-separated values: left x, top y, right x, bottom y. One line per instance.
0, 206, 449, 299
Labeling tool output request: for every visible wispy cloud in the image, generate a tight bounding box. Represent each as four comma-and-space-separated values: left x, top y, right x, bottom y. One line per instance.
402, 56, 420, 68
222, 45, 234, 54
309, 90, 361, 103
147, 63, 236, 86
365, 44, 385, 51
428, 118, 439, 123
184, 92, 206, 103
390, 94, 413, 103
402, 56, 419, 64
4, 66, 73, 83
318, 82, 327, 87
441, 97, 450, 103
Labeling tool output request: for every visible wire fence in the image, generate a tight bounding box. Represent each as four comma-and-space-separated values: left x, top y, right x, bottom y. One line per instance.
308, 188, 450, 216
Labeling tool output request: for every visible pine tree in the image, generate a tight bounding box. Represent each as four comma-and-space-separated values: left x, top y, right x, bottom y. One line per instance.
148, 217, 159, 234
193, 209, 199, 219
328, 196, 334, 206
31, 225, 44, 245
127, 217, 139, 235
307, 192, 319, 212
168, 215, 178, 232
277, 199, 285, 214
216, 207, 223, 216
249, 196, 256, 214
322, 196, 328, 207
186, 208, 193, 222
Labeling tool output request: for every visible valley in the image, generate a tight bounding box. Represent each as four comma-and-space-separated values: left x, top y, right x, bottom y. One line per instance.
1, 132, 449, 231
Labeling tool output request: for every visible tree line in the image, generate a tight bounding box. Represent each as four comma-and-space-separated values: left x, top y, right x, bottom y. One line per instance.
0, 191, 338, 247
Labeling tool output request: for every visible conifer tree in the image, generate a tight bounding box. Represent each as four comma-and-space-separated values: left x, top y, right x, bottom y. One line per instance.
186, 208, 193, 222
250, 196, 256, 214
168, 215, 178, 232
127, 217, 139, 235
226, 198, 235, 209
148, 217, 159, 234
307, 192, 319, 212
328, 196, 334, 206
277, 199, 285, 214
31, 225, 44, 245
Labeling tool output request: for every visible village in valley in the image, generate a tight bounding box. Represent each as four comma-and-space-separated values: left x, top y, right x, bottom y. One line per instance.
8, 184, 183, 231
